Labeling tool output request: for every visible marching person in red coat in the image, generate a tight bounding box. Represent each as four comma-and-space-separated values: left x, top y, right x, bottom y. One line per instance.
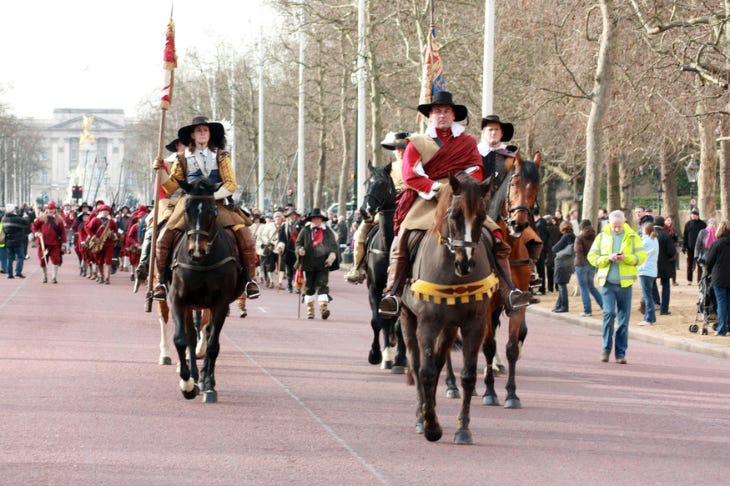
87, 204, 118, 285
31, 201, 67, 284
74, 210, 93, 277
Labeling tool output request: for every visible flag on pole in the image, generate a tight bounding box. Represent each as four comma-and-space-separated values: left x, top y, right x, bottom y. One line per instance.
418, 26, 446, 113
160, 19, 177, 110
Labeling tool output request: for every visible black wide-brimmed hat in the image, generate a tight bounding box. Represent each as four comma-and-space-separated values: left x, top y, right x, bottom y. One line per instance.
480, 115, 514, 142
381, 131, 410, 150
306, 207, 328, 222
165, 138, 181, 153
178, 116, 226, 148
417, 91, 468, 122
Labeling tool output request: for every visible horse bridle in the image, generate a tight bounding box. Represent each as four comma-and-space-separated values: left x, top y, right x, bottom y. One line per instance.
364, 178, 396, 217
185, 193, 220, 247
441, 200, 484, 255
502, 171, 533, 233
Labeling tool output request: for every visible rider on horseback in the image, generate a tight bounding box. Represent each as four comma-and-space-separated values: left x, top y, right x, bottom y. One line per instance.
378, 92, 530, 318
479, 115, 544, 292
345, 131, 408, 284
151, 116, 260, 302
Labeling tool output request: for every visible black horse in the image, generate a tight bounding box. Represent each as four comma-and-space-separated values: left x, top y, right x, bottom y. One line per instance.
359, 162, 407, 373
169, 177, 245, 403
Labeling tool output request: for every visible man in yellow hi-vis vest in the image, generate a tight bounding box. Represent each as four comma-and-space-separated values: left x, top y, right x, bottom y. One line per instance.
587, 210, 646, 365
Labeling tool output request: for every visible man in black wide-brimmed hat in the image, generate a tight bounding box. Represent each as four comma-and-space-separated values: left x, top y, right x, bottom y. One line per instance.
378, 93, 531, 318
295, 208, 340, 319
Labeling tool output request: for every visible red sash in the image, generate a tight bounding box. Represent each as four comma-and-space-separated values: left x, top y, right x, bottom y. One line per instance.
394, 134, 482, 232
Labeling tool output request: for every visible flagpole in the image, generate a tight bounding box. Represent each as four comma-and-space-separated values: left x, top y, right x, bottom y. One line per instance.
481, 0, 495, 117
356, 0, 367, 209
145, 17, 177, 312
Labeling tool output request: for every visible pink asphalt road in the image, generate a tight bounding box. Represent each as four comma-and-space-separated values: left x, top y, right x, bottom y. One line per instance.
1, 256, 729, 485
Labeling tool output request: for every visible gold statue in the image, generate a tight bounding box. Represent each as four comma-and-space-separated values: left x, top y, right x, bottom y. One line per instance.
79, 114, 96, 146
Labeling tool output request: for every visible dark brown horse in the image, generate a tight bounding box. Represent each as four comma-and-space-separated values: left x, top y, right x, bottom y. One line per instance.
482, 151, 542, 408
400, 172, 495, 444
168, 177, 245, 403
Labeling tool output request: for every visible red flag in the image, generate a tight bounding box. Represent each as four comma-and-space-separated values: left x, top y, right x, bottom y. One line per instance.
160, 19, 177, 110
418, 26, 446, 117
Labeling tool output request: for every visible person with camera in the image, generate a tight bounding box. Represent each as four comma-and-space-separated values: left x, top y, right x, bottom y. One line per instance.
587, 210, 646, 364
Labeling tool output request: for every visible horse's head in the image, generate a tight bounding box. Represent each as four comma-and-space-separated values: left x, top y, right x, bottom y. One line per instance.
360, 161, 397, 223
503, 151, 541, 237
433, 172, 490, 277
178, 177, 220, 260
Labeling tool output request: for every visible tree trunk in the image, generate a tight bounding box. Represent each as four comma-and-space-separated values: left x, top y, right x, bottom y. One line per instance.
696, 100, 717, 219
606, 155, 620, 212
582, 0, 614, 225
337, 30, 352, 219
619, 156, 633, 221
720, 112, 730, 222
660, 147, 679, 229
313, 46, 327, 209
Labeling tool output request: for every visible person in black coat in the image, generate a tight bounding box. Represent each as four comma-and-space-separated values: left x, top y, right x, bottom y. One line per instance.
545, 215, 561, 292
653, 216, 677, 315
1, 204, 31, 278
705, 221, 730, 336
534, 208, 550, 295
551, 221, 576, 313
683, 209, 707, 284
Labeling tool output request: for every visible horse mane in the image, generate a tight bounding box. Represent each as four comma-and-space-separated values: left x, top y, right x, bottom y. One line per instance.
430, 172, 483, 234
518, 159, 541, 184
431, 183, 454, 234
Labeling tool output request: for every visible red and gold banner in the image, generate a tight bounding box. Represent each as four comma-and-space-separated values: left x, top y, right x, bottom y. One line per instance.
160, 19, 177, 110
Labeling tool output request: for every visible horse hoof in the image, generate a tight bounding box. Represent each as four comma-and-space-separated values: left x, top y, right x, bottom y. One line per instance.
381, 360, 393, 370
181, 385, 200, 400
368, 349, 381, 366
159, 356, 172, 366
415, 422, 424, 434
391, 365, 405, 375
202, 390, 218, 403
482, 394, 500, 406
424, 424, 443, 442
446, 388, 461, 399
453, 429, 473, 445
504, 398, 522, 409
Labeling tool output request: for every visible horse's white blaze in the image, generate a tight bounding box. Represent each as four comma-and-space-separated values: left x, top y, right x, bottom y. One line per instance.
180, 377, 195, 392
464, 220, 474, 260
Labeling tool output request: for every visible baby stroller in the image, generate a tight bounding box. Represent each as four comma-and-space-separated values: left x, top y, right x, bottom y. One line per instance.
688, 264, 717, 335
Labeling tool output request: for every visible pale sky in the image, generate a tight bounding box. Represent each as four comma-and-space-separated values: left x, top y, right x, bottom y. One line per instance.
0, 0, 278, 120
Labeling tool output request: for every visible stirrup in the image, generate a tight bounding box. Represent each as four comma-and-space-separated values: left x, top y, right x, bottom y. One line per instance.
378, 295, 401, 318
152, 283, 168, 301
245, 280, 261, 299
507, 289, 531, 310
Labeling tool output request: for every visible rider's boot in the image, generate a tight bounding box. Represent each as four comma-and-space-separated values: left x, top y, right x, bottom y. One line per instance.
319, 294, 330, 320
153, 227, 177, 301
136, 221, 154, 281
494, 238, 531, 315
235, 226, 260, 299
345, 224, 368, 283
345, 244, 367, 284
378, 232, 408, 318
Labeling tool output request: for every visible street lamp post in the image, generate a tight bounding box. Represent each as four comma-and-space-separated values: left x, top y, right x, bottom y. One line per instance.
685, 158, 699, 210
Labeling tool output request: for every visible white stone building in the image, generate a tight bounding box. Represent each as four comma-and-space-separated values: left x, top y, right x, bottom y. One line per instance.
32, 108, 133, 206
